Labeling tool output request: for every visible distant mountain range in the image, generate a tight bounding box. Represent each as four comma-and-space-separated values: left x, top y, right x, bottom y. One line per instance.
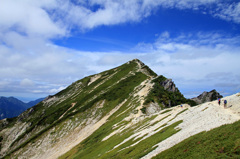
0, 97, 44, 120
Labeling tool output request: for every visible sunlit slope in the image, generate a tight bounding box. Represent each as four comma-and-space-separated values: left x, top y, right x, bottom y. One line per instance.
2, 59, 189, 158
2, 59, 234, 159
60, 93, 240, 159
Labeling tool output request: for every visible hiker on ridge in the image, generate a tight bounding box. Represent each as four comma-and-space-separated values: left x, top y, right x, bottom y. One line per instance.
224, 99, 227, 108
218, 98, 221, 106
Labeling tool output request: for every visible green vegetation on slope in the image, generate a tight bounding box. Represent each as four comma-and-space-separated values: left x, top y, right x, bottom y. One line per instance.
142, 65, 158, 77
154, 120, 240, 159
59, 98, 140, 159
145, 76, 187, 108
144, 76, 196, 109
5, 60, 149, 157
60, 120, 183, 159
169, 108, 188, 122
0, 117, 17, 131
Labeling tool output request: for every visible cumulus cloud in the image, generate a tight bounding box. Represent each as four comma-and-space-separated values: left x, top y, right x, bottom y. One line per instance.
0, 0, 240, 99
0, 0, 65, 38
1, 0, 239, 38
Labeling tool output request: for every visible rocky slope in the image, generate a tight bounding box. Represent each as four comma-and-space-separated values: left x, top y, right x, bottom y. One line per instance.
191, 89, 223, 104
0, 59, 239, 159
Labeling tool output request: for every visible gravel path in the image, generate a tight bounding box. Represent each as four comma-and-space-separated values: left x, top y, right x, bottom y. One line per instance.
142, 93, 240, 159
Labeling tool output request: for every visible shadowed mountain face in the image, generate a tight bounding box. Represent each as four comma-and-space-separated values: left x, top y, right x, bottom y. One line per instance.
0, 97, 44, 120
0, 97, 26, 120
2, 59, 234, 159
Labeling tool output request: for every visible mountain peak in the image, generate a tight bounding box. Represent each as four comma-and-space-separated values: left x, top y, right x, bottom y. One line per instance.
127, 58, 145, 68
127, 59, 157, 77
191, 89, 223, 104
1, 60, 228, 159
130, 58, 144, 64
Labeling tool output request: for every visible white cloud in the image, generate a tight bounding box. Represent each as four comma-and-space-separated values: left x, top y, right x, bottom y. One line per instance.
0, 0, 240, 99
132, 32, 240, 97
0, 0, 65, 38
0, 32, 239, 98
0, 0, 239, 41
20, 78, 34, 87
214, 2, 240, 23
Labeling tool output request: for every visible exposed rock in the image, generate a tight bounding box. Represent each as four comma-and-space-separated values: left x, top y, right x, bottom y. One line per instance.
43, 95, 54, 102
146, 102, 161, 115
191, 89, 223, 104
160, 79, 176, 92
18, 108, 35, 122
88, 74, 101, 86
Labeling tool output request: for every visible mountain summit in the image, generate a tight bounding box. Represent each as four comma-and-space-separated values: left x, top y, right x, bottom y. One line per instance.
0, 59, 239, 159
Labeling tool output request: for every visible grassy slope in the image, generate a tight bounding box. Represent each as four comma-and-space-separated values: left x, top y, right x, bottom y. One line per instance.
59, 119, 183, 159
4, 60, 151, 158
154, 120, 240, 159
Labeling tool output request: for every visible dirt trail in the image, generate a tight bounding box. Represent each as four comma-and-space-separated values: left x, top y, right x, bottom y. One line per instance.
142, 93, 240, 159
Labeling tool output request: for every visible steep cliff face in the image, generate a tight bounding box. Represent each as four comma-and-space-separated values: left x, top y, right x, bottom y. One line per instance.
191, 89, 223, 104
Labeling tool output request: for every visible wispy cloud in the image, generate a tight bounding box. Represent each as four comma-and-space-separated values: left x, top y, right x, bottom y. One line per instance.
1, 0, 239, 37
57, 0, 240, 31
214, 2, 240, 23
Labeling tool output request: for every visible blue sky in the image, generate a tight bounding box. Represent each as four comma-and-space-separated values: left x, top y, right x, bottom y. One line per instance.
0, 0, 240, 102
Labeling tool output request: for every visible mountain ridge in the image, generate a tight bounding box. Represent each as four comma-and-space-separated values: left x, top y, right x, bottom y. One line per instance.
0, 59, 239, 159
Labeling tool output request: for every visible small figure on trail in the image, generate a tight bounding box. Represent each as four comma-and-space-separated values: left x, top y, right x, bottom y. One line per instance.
224, 100, 227, 108
181, 104, 183, 108
218, 98, 221, 106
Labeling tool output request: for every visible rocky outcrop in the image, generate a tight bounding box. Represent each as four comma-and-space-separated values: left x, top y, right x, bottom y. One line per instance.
191, 89, 223, 104
146, 102, 161, 115
160, 79, 176, 92
143, 75, 188, 109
